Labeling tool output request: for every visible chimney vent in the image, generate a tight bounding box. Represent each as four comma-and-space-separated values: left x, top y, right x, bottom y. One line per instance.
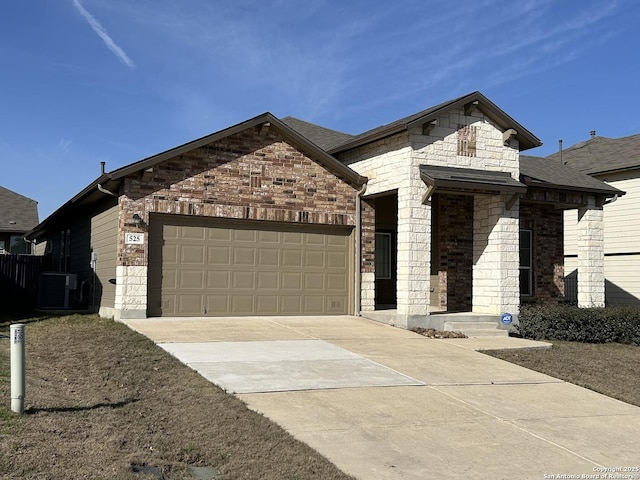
100, 161, 106, 174
590, 130, 596, 139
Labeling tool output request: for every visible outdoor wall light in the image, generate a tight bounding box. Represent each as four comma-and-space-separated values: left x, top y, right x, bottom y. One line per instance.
132, 213, 144, 226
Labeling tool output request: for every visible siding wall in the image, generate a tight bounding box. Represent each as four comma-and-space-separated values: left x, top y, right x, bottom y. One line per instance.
564, 169, 640, 305
92, 204, 118, 310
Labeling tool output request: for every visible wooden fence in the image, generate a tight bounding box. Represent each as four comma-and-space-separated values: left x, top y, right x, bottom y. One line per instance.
0, 254, 46, 312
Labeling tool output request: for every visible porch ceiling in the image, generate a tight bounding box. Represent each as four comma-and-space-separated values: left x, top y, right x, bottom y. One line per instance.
419, 165, 527, 195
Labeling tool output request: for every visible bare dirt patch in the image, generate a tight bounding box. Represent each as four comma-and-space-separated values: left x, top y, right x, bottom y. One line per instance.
0, 314, 355, 479
411, 327, 467, 339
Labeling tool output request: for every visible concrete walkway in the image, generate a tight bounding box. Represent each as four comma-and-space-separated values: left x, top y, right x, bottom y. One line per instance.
124, 316, 640, 480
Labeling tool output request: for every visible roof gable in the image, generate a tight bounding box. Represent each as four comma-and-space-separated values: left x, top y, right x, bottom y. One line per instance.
328, 91, 542, 153
0, 186, 39, 233
109, 113, 365, 187
26, 114, 366, 239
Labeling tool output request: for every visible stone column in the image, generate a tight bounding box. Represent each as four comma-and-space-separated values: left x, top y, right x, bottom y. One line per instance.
577, 197, 605, 307
472, 194, 520, 315
395, 184, 431, 327
114, 265, 148, 319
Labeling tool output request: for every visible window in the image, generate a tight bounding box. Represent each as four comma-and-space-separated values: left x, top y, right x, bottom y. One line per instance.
375, 232, 392, 279
519, 229, 532, 296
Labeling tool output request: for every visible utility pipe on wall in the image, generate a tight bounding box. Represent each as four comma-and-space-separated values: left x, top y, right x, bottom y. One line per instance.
10, 323, 25, 414
354, 183, 368, 316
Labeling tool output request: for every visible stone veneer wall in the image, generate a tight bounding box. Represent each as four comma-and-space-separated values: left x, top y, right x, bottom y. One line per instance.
338, 132, 431, 325
339, 106, 521, 323
520, 203, 564, 303
114, 127, 374, 318
577, 197, 605, 307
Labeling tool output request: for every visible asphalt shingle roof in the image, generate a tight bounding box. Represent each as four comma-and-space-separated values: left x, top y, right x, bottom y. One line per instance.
520, 156, 623, 195
0, 186, 39, 233
544, 133, 640, 175
280, 116, 354, 151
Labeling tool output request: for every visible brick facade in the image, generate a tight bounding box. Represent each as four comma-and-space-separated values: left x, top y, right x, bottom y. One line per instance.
520, 203, 565, 303
434, 194, 474, 312
114, 127, 374, 317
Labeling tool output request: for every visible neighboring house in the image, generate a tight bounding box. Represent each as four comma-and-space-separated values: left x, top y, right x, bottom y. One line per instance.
26, 92, 621, 329
539, 133, 640, 306
0, 186, 39, 254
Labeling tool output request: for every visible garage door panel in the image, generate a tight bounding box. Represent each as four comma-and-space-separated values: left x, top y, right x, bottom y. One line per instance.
258, 230, 279, 243
208, 228, 231, 241
181, 225, 206, 240
327, 273, 347, 291
282, 232, 303, 245
258, 248, 279, 266
327, 296, 348, 313
281, 296, 302, 313
307, 233, 326, 245
206, 295, 229, 314
283, 250, 302, 267
179, 270, 204, 289
303, 296, 324, 313
231, 295, 255, 314
181, 245, 205, 263
207, 246, 231, 265
305, 250, 325, 267
163, 244, 178, 264
234, 230, 257, 242
256, 295, 278, 313
282, 272, 303, 290
179, 294, 204, 315
233, 247, 256, 265
208, 271, 230, 289
328, 235, 348, 247
163, 270, 177, 289
257, 271, 279, 289
148, 216, 352, 316
232, 271, 255, 289
327, 251, 347, 268
304, 273, 324, 290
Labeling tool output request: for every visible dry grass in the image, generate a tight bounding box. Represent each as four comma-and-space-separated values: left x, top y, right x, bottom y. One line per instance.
484, 341, 640, 407
0, 314, 354, 480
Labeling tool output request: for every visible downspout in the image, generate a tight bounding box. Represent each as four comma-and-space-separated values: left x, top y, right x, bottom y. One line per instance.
355, 182, 368, 316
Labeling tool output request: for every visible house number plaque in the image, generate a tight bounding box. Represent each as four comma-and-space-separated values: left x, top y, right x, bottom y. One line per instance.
125, 232, 145, 245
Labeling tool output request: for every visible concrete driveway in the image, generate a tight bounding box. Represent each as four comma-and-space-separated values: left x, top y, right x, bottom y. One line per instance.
124, 316, 640, 480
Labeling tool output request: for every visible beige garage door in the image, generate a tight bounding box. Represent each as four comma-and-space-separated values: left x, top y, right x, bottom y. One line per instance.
148, 215, 353, 316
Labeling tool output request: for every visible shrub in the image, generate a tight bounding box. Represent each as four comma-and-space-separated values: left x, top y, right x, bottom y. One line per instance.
517, 304, 640, 345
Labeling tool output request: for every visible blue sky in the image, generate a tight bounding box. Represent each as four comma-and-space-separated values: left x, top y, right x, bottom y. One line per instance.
2, 0, 638, 220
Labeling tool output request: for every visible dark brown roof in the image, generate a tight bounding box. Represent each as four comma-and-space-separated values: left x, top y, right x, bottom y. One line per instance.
327, 91, 542, 153
26, 113, 367, 240
420, 165, 527, 194
0, 186, 39, 234
545, 133, 640, 175
520, 156, 624, 196
280, 116, 354, 150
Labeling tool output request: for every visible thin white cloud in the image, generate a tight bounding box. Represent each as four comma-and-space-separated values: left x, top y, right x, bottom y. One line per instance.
71, 0, 135, 69
57, 138, 73, 153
